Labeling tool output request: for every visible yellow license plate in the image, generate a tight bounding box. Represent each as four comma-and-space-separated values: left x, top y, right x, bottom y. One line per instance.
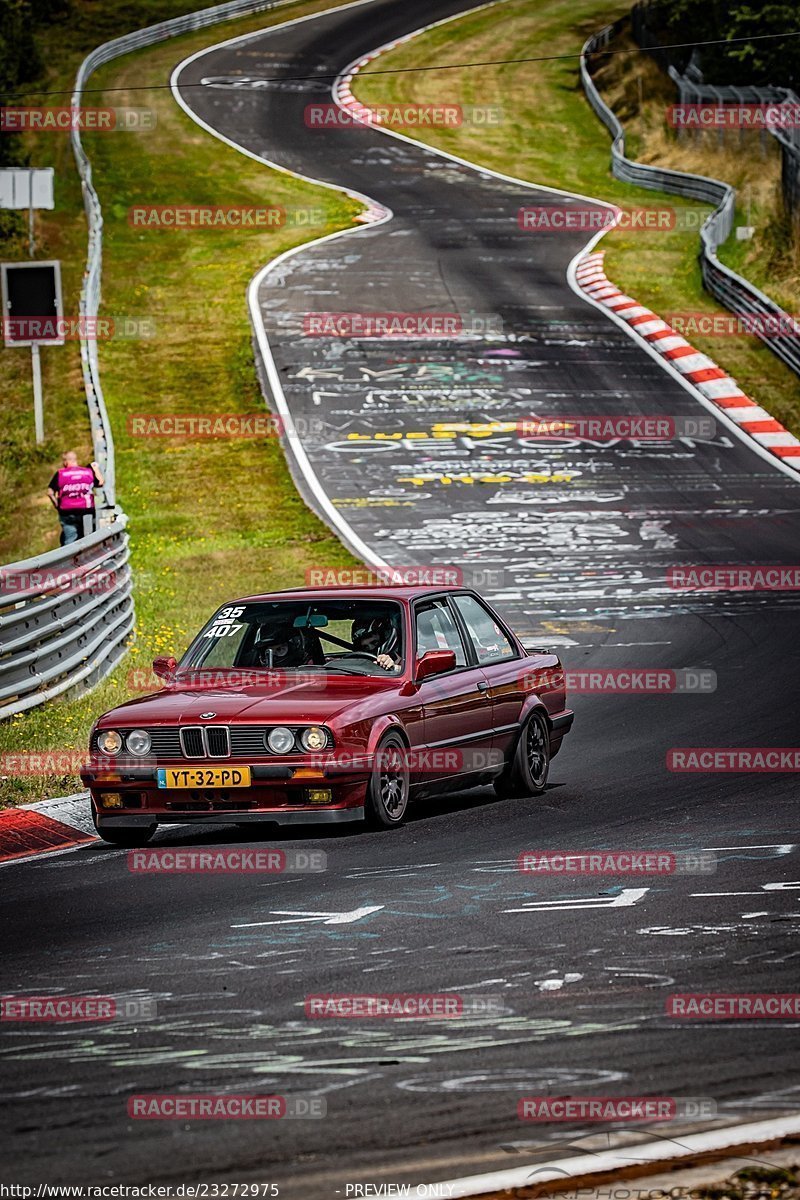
156, 766, 252, 789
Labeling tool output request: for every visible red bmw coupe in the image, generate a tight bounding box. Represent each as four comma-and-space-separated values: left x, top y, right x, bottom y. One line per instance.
82, 585, 573, 843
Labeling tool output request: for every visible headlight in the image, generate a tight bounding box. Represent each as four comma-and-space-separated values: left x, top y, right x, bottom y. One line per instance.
300, 726, 328, 751
97, 729, 123, 755
126, 729, 151, 757
267, 726, 295, 754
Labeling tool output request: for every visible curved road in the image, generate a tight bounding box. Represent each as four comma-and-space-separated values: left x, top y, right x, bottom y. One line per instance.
2, 0, 800, 1195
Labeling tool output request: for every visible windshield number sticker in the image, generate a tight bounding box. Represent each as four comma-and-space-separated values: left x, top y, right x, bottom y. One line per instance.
203, 606, 246, 638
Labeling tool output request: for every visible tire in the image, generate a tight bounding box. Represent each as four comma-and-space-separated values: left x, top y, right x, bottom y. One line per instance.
365, 732, 410, 829
93, 816, 156, 847
493, 711, 550, 799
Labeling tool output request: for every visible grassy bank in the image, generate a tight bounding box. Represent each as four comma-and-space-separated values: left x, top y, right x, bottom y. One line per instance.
0, 0, 362, 807
353, 0, 800, 437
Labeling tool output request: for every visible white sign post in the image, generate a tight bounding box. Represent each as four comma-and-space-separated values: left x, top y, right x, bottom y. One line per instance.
1, 259, 63, 446
31, 343, 44, 442
0, 168, 55, 257
0, 171, 58, 445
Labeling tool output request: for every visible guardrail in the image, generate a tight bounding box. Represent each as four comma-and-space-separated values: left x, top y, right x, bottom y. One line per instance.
1, 0, 288, 720
581, 24, 800, 379
0, 519, 133, 718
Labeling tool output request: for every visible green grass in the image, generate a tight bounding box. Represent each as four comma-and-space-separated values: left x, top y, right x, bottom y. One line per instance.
0, 0, 363, 807
353, 0, 800, 436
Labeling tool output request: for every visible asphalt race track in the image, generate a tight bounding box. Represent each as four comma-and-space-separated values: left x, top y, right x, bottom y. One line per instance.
3, 0, 800, 1194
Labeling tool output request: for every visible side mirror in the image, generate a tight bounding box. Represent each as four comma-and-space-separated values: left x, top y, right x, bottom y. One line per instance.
152, 655, 177, 681
415, 649, 456, 682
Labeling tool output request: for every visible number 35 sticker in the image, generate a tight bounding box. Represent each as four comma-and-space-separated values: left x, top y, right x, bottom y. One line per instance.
203, 605, 246, 638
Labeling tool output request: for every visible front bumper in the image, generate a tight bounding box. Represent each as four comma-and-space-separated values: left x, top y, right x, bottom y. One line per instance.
81, 756, 370, 827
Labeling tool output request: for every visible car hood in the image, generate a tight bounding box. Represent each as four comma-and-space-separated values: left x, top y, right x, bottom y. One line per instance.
97, 676, 397, 727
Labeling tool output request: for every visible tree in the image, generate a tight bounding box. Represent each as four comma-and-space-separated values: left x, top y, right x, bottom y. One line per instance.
644, 0, 800, 87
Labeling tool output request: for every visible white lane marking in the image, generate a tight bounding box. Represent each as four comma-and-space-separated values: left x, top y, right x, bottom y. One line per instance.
232, 905, 384, 927
693, 880, 800, 896
428, 1115, 800, 1199
534, 972, 583, 991
503, 888, 648, 913
706, 844, 794, 853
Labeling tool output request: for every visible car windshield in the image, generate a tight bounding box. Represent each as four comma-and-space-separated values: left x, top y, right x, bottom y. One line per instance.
181, 599, 404, 676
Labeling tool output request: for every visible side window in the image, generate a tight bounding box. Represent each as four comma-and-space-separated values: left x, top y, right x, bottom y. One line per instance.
415, 599, 467, 667
452, 595, 516, 665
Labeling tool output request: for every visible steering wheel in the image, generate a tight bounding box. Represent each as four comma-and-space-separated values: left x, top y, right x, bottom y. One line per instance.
336, 651, 379, 663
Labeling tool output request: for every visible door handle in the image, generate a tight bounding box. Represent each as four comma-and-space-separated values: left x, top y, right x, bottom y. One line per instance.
477, 680, 490, 692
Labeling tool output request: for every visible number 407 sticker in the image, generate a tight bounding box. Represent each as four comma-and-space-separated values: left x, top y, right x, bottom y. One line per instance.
203, 606, 246, 638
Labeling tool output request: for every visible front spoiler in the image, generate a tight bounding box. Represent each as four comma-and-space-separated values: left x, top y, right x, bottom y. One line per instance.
95, 807, 365, 827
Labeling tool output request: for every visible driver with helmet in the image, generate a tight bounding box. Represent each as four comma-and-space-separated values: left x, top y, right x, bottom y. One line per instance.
351, 614, 401, 672
253, 623, 313, 669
